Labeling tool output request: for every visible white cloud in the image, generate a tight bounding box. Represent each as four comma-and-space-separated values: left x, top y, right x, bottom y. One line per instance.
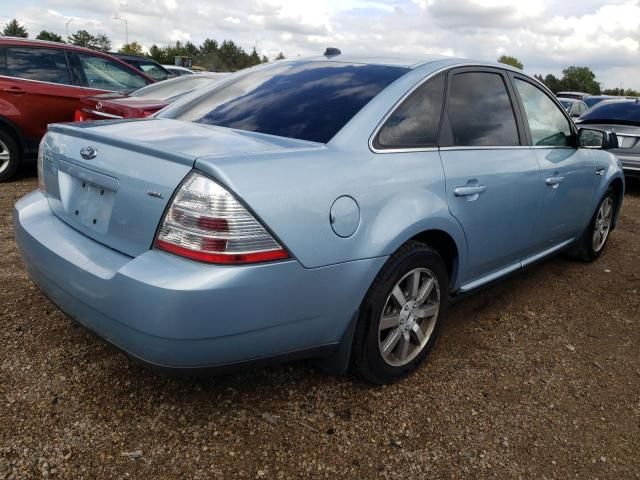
2, 0, 639, 89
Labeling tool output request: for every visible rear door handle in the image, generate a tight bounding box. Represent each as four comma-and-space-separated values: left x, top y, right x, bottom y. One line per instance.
1, 86, 25, 95
454, 185, 486, 196
545, 176, 565, 187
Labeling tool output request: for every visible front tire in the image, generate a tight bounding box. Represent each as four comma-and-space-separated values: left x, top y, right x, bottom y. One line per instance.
351, 241, 449, 384
571, 189, 616, 262
0, 129, 21, 183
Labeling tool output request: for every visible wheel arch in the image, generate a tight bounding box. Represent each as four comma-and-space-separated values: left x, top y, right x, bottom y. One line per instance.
0, 116, 25, 150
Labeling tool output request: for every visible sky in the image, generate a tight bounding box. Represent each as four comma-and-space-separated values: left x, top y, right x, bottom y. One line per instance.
2, 0, 639, 90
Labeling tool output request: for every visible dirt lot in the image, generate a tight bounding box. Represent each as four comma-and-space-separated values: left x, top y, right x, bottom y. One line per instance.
1, 167, 639, 479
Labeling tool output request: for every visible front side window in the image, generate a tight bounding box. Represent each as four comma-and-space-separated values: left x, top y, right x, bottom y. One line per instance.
445, 72, 519, 146
137, 61, 169, 81
6, 47, 71, 85
78, 54, 148, 92
161, 61, 408, 143
514, 78, 572, 146
375, 73, 445, 149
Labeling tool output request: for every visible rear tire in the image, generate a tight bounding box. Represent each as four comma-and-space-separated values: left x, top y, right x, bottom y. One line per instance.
0, 129, 21, 183
570, 189, 616, 262
350, 241, 449, 384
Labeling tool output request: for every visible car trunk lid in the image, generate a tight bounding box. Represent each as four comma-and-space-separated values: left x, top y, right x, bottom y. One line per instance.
41, 118, 317, 257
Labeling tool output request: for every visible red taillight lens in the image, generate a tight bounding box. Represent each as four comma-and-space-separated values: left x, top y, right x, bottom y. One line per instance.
155, 172, 289, 264
141, 110, 155, 118
74, 109, 85, 122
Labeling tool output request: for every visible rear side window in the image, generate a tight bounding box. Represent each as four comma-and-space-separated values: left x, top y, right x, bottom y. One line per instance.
78, 54, 148, 92
6, 47, 71, 85
445, 72, 519, 146
162, 61, 408, 143
514, 78, 572, 146
375, 73, 445, 149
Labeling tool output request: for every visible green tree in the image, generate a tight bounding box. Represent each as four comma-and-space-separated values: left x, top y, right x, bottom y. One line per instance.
94, 33, 111, 52
543, 73, 564, 93
261, 54, 269, 63
497, 55, 523, 70
200, 38, 219, 55
561, 66, 600, 95
148, 44, 168, 64
119, 41, 144, 55
36, 30, 64, 42
2, 18, 28, 38
249, 47, 260, 66
275, 51, 285, 60
68, 30, 96, 48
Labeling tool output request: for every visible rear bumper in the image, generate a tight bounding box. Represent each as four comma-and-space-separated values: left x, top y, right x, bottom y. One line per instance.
14, 191, 385, 370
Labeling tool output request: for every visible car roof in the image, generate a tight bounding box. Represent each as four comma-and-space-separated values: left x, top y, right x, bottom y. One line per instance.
0, 36, 105, 55
557, 91, 590, 96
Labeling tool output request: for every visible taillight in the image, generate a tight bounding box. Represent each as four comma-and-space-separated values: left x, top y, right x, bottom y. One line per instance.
155, 172, 289, 264
74, 109, 85, 122
141, 110, 155, 118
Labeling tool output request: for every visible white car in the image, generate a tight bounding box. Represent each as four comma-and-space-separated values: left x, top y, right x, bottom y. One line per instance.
163, 65, 195, 76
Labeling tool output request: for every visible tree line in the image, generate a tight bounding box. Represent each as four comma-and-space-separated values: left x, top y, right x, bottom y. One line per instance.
2, 18, 285, 72
498, 55, 639, 97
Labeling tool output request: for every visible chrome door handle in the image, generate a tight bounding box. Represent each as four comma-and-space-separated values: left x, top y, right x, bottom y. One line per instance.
596, 168, 605, 176
545, 176, 565, 187
454, 185, 486, 196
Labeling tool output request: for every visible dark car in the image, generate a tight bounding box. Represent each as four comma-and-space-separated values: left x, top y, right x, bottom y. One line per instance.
577, 99, 640, 175
75, 72, 228, 121
111, 53, 173, 81
558, 98, 588, 118
584, 95, 614, 109
0, 37, 154, 181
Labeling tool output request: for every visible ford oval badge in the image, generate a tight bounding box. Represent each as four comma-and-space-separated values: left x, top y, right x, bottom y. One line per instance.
80, 146, 98, 160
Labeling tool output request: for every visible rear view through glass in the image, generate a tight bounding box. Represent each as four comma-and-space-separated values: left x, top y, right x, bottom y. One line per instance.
162, 61, 408, 143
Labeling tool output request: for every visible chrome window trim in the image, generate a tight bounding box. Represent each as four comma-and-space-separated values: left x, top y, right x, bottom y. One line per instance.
0, 74, 125, 92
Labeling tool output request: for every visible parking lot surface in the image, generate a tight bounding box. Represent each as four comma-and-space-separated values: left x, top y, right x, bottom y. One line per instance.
1, 171, 639, 479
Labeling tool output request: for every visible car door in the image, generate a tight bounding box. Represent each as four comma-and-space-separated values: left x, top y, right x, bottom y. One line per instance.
0, 45, 85, 142
510, 76, 595, 247
438, 67, 542, 288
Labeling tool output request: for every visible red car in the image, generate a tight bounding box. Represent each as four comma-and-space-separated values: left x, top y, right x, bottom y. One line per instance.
75, 73, 228, 121
0, 37, 154, 181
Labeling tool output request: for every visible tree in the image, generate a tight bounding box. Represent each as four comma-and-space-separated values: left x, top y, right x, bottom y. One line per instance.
119, 41, 143, 55
561, 66, 601, 95
2, 19, 28, 38
36, 30, 64, 43
249, 47, 260, 66
200, 38, 219, 55
543, 74, 564, 93
261, 54, 269, 63
497, 55, 523, 70
148, 44, 168, 64
94, 33, 111, 52
275, 51, 285, 60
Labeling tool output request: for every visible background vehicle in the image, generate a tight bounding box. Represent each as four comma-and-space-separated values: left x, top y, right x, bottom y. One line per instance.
584, 95, 614, 109
163, 65, 195, 76
557, 91, 590, 100
14, 54, 624, 385
577, 99, 640, 175
111, 53, 173, 81
75, 72, 228, 121
559, 98, 588, 117
0, 37, 154, 181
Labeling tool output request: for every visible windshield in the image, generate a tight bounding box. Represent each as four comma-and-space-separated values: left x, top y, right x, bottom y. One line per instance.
130, 75, 215, 102
559, 100, 573, 111
160, 61, 408, 143
579, 100, 640, 125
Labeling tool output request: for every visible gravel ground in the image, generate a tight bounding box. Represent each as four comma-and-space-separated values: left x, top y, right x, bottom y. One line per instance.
1, 167, 639, 479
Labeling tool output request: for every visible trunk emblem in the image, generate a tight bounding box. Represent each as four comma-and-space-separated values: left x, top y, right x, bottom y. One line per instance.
96, 102, 103, 111
80, 146, 98, 160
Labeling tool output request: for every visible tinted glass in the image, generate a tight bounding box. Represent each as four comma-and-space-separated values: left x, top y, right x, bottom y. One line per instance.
79, 54, 147, 92
137, 61, 169, 81
514, 79, 572, 146
584, 96, 608, 108
6, 47, 71, 85
579, 100, 640, 125
163, 61, 408, 143
446, 72, 519, 146
559, 99, 572, 110
376, 73, 445, 148
130, 75, 214, 102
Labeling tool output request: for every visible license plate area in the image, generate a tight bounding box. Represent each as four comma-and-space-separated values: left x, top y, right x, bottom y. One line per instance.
58, 161, 118, 234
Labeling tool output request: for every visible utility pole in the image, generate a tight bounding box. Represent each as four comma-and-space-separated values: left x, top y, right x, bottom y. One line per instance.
65, 18, 73, 38
114, 16, 128, 45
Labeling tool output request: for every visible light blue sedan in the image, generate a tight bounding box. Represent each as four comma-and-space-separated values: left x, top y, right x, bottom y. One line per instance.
14, 51, 624, 384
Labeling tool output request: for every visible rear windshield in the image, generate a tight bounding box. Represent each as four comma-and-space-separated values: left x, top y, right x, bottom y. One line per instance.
559, 100, 573, 110
160, 61, 408, 143
579, 100, 640, 125
130, 75, 215, 102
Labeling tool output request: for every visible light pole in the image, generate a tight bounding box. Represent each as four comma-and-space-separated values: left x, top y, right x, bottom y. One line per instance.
114, 16, 128, 45
65, 18, 73, 38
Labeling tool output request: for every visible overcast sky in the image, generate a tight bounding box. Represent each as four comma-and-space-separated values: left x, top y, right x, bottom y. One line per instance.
2, 0, 639, 89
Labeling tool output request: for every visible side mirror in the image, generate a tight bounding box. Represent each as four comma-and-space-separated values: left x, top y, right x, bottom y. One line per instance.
578, 128, 618, 150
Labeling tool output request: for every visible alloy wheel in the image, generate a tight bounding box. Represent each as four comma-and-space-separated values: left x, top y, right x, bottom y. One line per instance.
0, 139, 10, 174
592, 197, 613, 253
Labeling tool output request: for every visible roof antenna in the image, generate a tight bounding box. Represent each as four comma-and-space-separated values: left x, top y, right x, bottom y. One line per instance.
324, 47, 341, 58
